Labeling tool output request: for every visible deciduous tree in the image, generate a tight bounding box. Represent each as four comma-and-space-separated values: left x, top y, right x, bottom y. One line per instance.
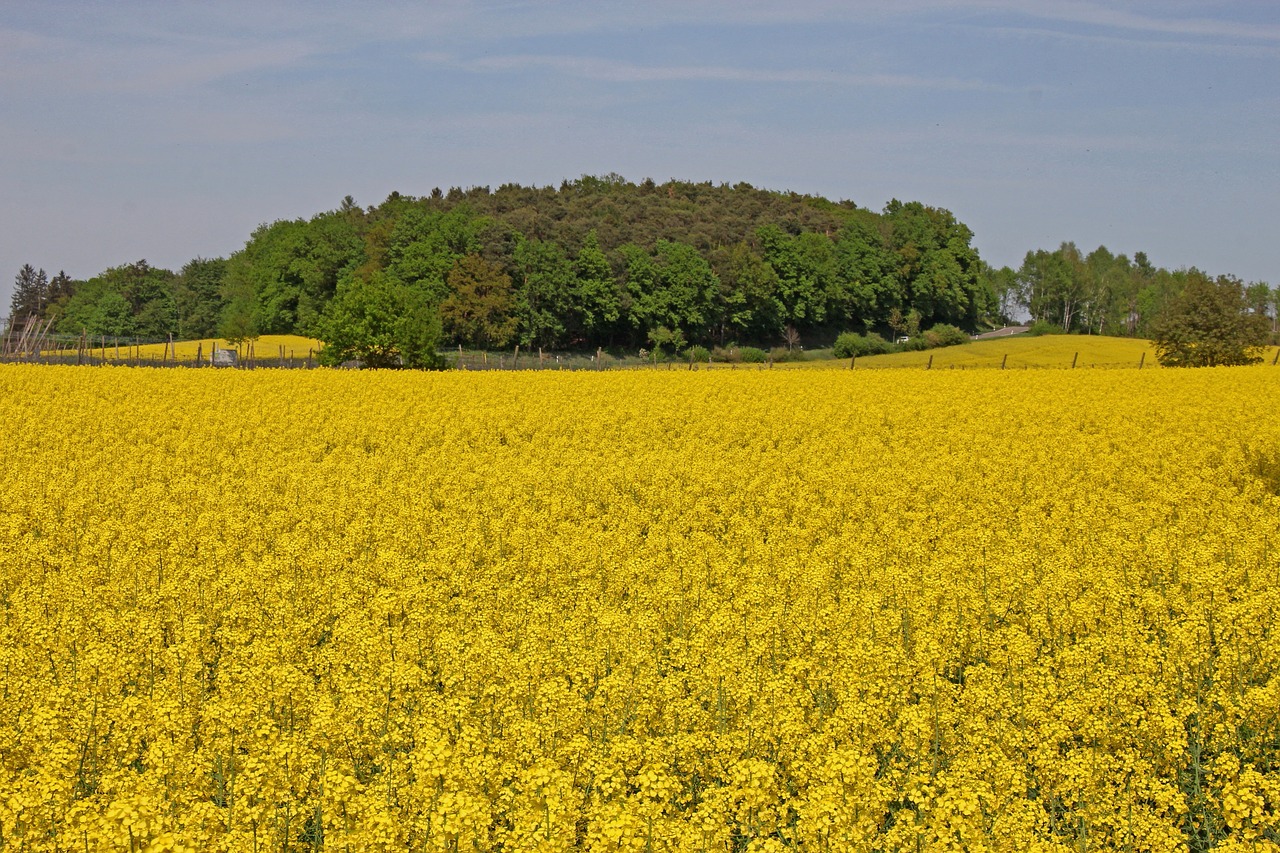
1152, 272, 1269, 367
318, 271, 444, 369
439, 255, 517, 349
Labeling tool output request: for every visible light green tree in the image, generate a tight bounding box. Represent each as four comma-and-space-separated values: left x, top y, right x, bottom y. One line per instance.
318, 272, 445, 369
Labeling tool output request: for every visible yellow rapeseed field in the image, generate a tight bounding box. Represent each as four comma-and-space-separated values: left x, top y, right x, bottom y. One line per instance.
68, 335, 323, 363
794, 335, 1280, 371
1, 364, 1277, 852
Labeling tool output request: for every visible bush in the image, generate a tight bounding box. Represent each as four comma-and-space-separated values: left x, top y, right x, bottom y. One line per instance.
687, 345, 711, 363
922, 324, 969, 348
833, 332, 861, 359
897, 336, 929, 352
1027, 320, 1065, 337
833, 332, 894, 359
739, 346, 768, 363
770, 346, 807, 363
711, 346, 738, 363
862, 333, 892, 355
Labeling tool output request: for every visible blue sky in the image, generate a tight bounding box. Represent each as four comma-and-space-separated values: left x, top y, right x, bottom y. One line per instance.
3, 1, 1277, 309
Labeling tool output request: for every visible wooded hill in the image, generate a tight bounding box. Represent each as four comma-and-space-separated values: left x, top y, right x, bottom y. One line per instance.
11, 176, 990, 352
8, 174, 1277, 354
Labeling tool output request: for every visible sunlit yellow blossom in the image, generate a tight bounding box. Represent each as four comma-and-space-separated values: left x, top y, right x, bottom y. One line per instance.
0, 363, 1276, 851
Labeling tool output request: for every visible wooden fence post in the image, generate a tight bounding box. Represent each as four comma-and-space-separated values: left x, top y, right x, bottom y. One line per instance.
1071, 352, 1078, 369
1001, 354, 1008, 370
1139, 352, 1145, 369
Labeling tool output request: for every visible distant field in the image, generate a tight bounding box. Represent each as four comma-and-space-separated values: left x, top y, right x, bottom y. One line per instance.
65, 334, 323, 362
794, 334, 1280, 370
854, 334, 1156, 369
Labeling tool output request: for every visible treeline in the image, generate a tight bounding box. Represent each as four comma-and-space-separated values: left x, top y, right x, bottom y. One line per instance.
7, 177, 989, 352
8, 259, 224, 342
989, 242, 1278, 338
7, 175, 1277, 357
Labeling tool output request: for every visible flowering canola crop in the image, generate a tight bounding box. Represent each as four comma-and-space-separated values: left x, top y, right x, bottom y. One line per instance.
0, 364, 1277, 852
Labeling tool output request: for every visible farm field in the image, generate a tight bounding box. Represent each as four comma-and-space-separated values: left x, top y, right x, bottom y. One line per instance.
0, 365, 1278, 851
805, 335, 1280, 371
91, 335, 322, 363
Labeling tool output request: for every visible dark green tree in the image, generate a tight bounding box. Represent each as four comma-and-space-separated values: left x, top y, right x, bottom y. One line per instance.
511, 237, 574, 349
622, 240, 719, 343
757, 225, 830, 329
223, 210, 364, 335
385, 207, 484, 304
1152, 272, 1269, 367
883, 200, 980, 328
1018, 244, 1085, 331
174, 258, 227, 339
831, 218, 898, 331
218, 269, 260, 346
54, 261, 175, 339
977, 262, 1019, 327
570, 231, 621, 344
708, 242, 775, 343
9, 265, 49, 324
1244, 281, 1277, 337
46, 271, 76, 318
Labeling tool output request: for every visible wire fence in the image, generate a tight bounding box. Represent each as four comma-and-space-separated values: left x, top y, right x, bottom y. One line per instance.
0, 333, 317, 369
3, 325, 1278, 372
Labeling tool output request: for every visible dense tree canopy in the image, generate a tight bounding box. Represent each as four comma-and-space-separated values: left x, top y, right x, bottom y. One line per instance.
8, 176, 1276, 366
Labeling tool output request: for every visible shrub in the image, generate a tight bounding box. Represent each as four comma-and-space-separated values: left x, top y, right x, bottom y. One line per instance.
833, 332, 894, 359
923, 324, 970, 349
1027, 320, 1065, 337
862, 333, 892, 355
897, 336, 929, 352
711, 346, 739, 363
687, 345, 711, 364
833, 332, 862, 359
770, 346, 808, 363
739, 346, 768, 363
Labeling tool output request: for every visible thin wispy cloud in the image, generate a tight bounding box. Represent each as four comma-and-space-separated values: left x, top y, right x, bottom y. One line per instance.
0, 29, 317, 96
423, 53, 1019, 93
1013, 0, 1280, 42
976, 23, 1280, 58
1, 1, 1277, 293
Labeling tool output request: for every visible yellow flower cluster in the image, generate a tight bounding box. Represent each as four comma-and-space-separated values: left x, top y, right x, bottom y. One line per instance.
0, 364, 1277, 852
